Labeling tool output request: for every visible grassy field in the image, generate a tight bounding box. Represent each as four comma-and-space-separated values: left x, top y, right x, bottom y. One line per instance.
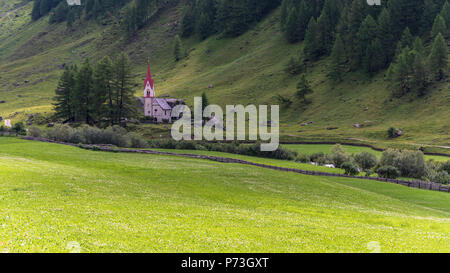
0, 137, 449, 253
284, 144, 450, 162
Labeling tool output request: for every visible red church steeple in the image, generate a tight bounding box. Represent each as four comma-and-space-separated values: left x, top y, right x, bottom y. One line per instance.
144, 62, 155, 98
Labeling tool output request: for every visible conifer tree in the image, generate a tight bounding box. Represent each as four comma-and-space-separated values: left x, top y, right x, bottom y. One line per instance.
54, 66, 76, 122
94, 56, 114, 123
304, 17, 319, 60
111, 53, 136, 124
328, 34, 346, 82
355, 15, 377, 69
440, 1, 450, 28
431, 14, 447, 38
296, 74, 313, 103
174, 35, 184, 62
377, 8, 395, 65
73, 59, 95, 124
411, 52, 428, 96
428, 33, 448, 80
388, 47, 415, 97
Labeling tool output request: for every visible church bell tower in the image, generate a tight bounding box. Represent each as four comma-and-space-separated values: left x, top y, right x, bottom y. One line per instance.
144, 63, 155, 117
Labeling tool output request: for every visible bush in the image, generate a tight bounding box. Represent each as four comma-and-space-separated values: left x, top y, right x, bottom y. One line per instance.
328, 144, 351, 168
28, 126, 43, 138
439, 161, 450, 173
341, 162, 360, 176
310, 152, 325, 162
380, 149, 402, 166
396, 150, 426, 178
387, 127, 397, 138
127, 132, 149, 148
426, 160, 450, 184
377, 165, 400, 179
296, 154, 310, 163
12, 122, 26, 136
354, 151, 378, 171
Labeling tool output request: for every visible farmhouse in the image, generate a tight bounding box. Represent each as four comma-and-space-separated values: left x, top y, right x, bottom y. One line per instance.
141, 64, 184, 123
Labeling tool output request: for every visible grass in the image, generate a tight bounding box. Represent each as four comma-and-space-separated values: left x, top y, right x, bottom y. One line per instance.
0, 1, 449, 152
285, 144, 450, 162
0, 137, 449, 253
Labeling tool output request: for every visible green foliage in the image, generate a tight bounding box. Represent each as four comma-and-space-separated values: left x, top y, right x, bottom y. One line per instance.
428, 33, 448, 81
432, 14, 447, 38
327, 34, 346, 82
341, 161, 359, 176
53, 54, 136, 125
286, 57, 304, 75
377, 165, 400, 179
12, 121, 26, 135
328, 144, 351, 168
174, 35, 184, 62
380, 149, 426, 178
303, 17, 319, 60
354, 151, 378, 171
28, 126, 43, 138
201, 92, 209, 112
295, 74, 313, 103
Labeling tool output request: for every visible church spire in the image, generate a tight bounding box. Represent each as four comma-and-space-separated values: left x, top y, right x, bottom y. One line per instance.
144, 60, 155, 98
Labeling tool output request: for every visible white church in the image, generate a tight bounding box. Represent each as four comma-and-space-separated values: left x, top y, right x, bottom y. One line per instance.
142, 64, 184, 123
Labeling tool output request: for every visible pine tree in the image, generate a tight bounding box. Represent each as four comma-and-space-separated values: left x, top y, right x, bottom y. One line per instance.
440, 1, 450, 29
412, 36, 425, 54
93, 56, 114, 123
355, 15, 377, 69
174, 35, 184, 62
181, 3, 196, 37
428, 33, 448, 80
285, 8, 300, 43
431, 14, 447, 38
364, 38, 384, 74
328, 34, 346, 82
304, 17, 319, 60
411, 52, 428, 96
31, 0, 42, 21
280, 0, 289, 30
111, 53, 136, 124
296, 74, 313, 103
377, 8, 395, 66
73, 59, 95, 124
54, 66, 76, 122
347, 0, 367, 67
39, 0, 51, 17
388, 47, 415, 97
420, 0, 439, 34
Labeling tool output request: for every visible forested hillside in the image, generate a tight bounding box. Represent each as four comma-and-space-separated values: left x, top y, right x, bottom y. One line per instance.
0, 0, 449, 147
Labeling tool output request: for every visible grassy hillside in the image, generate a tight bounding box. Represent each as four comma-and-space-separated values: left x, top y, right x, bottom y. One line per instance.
0, 1, 449, 148
0, 137, 449, 252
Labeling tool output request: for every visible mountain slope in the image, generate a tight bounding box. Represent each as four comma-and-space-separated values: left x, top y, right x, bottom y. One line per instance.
0, 0, 449, 148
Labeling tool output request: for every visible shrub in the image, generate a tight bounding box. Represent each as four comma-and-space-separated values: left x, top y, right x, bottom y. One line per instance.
310, 152, 325, 162
380, 149, 401, 166
341, 162, 360, 176
377, 165, 400, 179
296, 154, 311, 163
396, 150, 426, 178
426, 160, 450, 184
387, 127, 397, 138
364, 170, 375, 177
127, 132, 149, 148
328, 144, 351, 168
12, 122, 26, 136
354, 151, 378, 171
439, 161, 450, 173
28, 126, 43, 138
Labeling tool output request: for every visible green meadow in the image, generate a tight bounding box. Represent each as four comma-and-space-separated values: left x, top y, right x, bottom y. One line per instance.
0, 137, 449, 253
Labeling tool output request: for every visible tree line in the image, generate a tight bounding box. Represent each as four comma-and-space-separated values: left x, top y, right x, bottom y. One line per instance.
53, 53, 137, 125
281, 0, 449, 97
181, 0, 281, 39
31, 0, 128, 25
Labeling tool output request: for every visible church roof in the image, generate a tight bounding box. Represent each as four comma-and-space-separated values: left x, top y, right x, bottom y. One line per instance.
144, 63, 154, 90
153, 98, 172, 110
